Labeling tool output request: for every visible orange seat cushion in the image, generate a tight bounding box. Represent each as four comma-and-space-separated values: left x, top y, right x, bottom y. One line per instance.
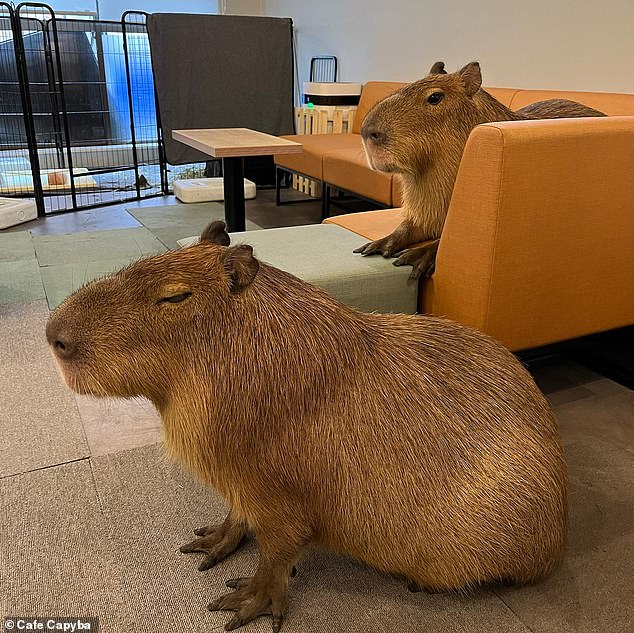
323, 147, 393, 205
324, 207, 403, 241
274, 133, 362, 181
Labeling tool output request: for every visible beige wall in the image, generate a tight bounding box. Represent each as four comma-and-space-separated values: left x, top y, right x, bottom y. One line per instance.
223, 0, 262, 15
262, 0, 634, 93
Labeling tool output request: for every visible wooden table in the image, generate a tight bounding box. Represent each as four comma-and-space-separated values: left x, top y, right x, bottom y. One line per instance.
172, 128, 302, 232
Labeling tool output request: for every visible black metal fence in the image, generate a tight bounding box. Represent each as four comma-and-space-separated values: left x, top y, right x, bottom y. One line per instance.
0, 3, 170, 216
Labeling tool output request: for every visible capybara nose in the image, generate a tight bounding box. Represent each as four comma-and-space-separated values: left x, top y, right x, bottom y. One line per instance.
53, 337, 75, 359
46, 322, 76, 360
362, 127, 386, 144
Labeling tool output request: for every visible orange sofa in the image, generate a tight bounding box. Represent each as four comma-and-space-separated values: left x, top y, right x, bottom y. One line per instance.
276, 83, 634, 351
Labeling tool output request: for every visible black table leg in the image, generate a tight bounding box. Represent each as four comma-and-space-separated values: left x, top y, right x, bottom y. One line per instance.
222, 156, 246, 233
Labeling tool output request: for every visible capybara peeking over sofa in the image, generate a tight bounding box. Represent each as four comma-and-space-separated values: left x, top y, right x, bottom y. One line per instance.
47, 221, 567, 632
357, 61, 605, 279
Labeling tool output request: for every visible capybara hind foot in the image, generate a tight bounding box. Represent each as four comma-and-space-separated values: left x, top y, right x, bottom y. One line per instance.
226, 567, 297, 589
180, 514, 246, 571
208, 578, 286, 633
393, 240, 440, 283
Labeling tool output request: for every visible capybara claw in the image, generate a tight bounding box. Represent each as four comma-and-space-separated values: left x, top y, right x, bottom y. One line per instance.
180, 538, 207, 554
353, 239, 396, 257
272, 616, 284, 633
181, 519, 247, 571
225, 577, 252, 589
198, 554, 220, 571
209, 587, 280, 632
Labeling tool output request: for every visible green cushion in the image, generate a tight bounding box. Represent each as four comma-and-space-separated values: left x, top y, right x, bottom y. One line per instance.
179, 224, 417, 314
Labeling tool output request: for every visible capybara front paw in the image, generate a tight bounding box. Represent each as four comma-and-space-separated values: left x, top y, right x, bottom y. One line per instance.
180, 522, 246, 571
208, 581, 285, 632
353, 235, 403, 258
393, 242, 439, 282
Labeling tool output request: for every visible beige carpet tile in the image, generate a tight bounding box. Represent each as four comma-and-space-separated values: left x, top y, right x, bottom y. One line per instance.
74, 396, 162, 456
0, 259, 46, 305
32, 227, 166, 266
88, 444, 529, 633
0, 356, 89, 478
495, 390, 634, 633
0, 301, 50, 366
0, 460, 126, 630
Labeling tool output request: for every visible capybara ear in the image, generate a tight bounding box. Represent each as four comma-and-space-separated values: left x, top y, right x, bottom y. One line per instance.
458, 61, 482, 96
223, 244, 259, 294
200, 220, 231, 246
429, 61, 447, 75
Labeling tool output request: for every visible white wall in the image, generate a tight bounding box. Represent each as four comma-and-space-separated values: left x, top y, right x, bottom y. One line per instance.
262, 0, 634, 93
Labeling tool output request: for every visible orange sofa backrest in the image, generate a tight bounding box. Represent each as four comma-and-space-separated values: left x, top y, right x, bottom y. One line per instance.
423, 116, 634, 350
352, 82, 407, 134
509, 89, 634, 116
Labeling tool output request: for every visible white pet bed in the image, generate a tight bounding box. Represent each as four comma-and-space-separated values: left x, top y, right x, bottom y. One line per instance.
173, 177, 256, 203
0, 197, 37, 229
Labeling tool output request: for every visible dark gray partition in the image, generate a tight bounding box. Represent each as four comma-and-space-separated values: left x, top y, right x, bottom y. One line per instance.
147, 13, 294, 165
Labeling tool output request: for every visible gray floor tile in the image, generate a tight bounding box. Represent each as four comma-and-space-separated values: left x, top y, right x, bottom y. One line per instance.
127, 201, 226, 230
128, 202, 262, 249
26, 205, 142, 236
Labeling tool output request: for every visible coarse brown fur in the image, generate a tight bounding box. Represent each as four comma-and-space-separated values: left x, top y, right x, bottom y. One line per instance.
46, 222, 567, 631
356, 61, 606, 278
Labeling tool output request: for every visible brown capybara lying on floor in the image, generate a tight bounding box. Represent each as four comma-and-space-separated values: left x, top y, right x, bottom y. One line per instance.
357, 61, 605, 279
46, 221, 567, 632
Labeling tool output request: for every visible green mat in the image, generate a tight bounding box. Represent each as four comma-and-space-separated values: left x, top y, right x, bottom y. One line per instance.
0, 231, 36, 262
41, 258, 151, 310
179, 224, 418, 315
0, 259, 46, 305
127, 203, 261, 249
33, 227, 166, 267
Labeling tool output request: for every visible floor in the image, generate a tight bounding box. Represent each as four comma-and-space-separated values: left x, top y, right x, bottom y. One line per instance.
0, 191, 632, 633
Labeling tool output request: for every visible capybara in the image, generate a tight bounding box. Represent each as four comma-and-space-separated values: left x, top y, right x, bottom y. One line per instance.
356, 61, 606, 279
46, 221, 567, 632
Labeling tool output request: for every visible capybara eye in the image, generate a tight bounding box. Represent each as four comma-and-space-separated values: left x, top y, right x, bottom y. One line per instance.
427, 92, 444, 105
157, 292, 192, 305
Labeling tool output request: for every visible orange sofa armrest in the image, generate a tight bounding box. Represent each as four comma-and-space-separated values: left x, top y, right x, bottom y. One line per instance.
423, 116, 634, 351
